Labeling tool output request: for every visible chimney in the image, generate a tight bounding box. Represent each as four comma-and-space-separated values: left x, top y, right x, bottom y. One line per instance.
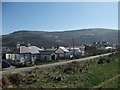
28, 43, 31, 47
17, 44, 20, 49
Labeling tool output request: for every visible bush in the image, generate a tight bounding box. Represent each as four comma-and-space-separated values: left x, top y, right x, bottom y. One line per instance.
106, 59, 110, 63
97, 58, 104, 64
8, 73, 23, 86
53, 76, 62, 82
63, 61, 87, 74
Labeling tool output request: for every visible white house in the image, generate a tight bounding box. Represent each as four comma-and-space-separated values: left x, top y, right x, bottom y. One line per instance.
78, 45, 85, 56
39, 50, 56, 61
66, 45, 85, 58
67, 48, 82, 58
6, 44, 44, 63
55, 46, 70, 59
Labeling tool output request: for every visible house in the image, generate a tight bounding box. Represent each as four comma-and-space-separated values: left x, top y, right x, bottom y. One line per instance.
97, 46, 115, 51
55, 46, 70, 59
77, 45, 85, 56
6, 44, 44, 63
68, 48, 82, 58
39, 50, 57, 61
2, 47, 11, 59
67, 45, 85, 58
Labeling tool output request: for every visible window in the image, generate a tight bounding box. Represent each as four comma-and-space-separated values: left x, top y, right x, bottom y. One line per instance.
9, 55, 10, 59
33, 56, 34, 59
15, 55, 17, 59
23, 55, 26, 59
44, 56, 47, 60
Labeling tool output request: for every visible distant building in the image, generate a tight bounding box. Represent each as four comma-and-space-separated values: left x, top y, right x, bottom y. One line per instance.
93, 41, 116, 51
97, 46, 116, 51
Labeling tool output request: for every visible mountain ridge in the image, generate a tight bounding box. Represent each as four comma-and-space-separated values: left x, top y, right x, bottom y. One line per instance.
2, 28, 118, 49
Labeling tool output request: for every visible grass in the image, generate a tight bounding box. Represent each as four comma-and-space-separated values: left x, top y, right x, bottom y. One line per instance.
36, 60, 61, 65
100, 76, 119, 88
0, 68, 3, 71
94, 75, 119, 88
2, 52, 119, 88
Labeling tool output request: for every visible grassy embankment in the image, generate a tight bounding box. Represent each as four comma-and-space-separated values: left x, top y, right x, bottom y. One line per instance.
2, 52, 119, 88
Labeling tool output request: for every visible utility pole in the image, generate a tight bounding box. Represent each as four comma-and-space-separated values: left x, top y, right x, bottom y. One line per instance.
72, 38, 75, 58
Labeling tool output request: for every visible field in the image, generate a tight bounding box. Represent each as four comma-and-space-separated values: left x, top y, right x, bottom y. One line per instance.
2, 52, 119, 88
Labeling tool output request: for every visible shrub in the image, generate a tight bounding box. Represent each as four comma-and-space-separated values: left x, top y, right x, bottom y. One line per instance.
8, 73, 23, 86
106, 59, 110, 63
53, 76, 62, 82
97, 58, 104, 64
63, 61, 87, 74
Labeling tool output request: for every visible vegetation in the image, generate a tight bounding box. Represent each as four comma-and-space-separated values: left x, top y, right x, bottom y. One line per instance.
2, 52, 119, 88
2, 28, 118, 48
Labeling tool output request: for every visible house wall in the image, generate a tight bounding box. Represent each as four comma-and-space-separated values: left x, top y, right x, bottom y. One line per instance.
40, 55, 51, 61
6, 54, 12, 60
12, 54, 21, 60
6, 53, 31, 63
31, 54, 40, 61
40, 54, 56, 61
20, 54, 31, 63
69, 48, 85, 57
64, 52, 70, 58
55, 49, 70, 59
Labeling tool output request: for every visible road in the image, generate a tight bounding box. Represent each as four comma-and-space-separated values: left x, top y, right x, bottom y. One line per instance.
0, 53, 111, 75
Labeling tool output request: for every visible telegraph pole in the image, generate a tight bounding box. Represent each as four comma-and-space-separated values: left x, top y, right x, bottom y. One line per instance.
72, 38, 75, 58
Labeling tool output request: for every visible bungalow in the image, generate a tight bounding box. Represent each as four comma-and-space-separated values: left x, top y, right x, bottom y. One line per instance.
55, 46, 70, 59
39, 50, 57, 61
6, 44, 44, 63
67, 45, 85, 58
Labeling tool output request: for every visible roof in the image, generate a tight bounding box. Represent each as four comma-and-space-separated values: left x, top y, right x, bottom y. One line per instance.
2, 47, 11, 54
68, 48, 81, 52
12, 49, 20, 54
20, 46, 44, 54
59, 46, 69, 52
106, 46, 113, 49
45, 48, 57, 51
66, 45, 85, 49
39, 51, 55, 55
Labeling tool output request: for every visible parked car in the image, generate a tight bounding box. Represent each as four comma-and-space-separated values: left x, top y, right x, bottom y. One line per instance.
2, 61, 11, 68
10, 61, 26, 67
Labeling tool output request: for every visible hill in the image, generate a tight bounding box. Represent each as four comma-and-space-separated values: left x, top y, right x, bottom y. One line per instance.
2, 28, 118, 48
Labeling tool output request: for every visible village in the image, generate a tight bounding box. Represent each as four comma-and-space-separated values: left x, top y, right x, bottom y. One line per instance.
2, 41, 117, 68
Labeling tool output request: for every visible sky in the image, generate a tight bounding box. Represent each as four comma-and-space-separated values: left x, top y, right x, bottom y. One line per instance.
2, 2, 118, 35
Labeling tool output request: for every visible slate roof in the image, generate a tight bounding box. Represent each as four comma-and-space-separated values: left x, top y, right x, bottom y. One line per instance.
45, 48, 57, 51
59, 46, 69, 52
39, 51, 55, 55
12, 48, 20, 54
20, 46, 44, 54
